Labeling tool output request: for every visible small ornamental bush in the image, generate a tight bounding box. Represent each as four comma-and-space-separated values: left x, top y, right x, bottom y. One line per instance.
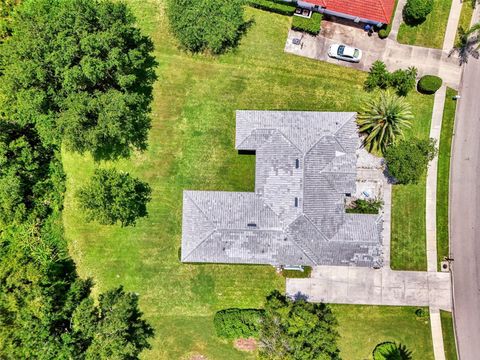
346, 199, 384, 214
214, 309, 265, 339
403, 0, 433, 25
385, 138, 437, 184
378, 28, 388, 39
248, 0, 297, 16
389, 67, 417, 96
417, 75, 443, 94
291, 12, 322, 35
415, 308, 428, 317
365, 61, 390, 91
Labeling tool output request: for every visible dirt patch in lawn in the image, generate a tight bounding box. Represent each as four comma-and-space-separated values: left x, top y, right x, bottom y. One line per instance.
234, 338, 258, 352
189, 354, 207, 360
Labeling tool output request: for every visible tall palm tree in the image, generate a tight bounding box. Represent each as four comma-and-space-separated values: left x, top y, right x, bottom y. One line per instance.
357, 91, 413, 154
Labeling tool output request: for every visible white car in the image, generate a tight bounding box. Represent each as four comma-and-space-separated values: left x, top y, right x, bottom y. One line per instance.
328, 44, 362, 63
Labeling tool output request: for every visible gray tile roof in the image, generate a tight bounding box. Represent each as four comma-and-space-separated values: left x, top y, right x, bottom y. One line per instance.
181, 111, 383, 267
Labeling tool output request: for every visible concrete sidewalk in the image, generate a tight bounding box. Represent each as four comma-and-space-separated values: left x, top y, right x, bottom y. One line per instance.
443, 0, 463, 51
286, 265, 452, 310
426, 86, 447, 272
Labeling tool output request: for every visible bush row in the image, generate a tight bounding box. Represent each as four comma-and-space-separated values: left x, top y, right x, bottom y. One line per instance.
248, 0, 297, 16
346, 199, 383, 214
365, 60, 418, 96
291, 12, 323, 35
214, 308, 265, 339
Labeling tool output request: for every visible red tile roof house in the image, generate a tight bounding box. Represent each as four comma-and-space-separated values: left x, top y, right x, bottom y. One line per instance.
296, 0, 395, 27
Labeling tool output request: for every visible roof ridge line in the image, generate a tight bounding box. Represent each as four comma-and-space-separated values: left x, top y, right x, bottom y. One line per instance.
182, 229, 216, 262
377, 0, 388, 23
285, 215, 319, 265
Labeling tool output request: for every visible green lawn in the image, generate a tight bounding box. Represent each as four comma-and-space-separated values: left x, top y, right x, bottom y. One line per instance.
63, 1, 436, 358
390, 94, 434, 271
437, 88, 457, 269
333, 305, 434, 360
441, 311, 458, 360
455, 0, 475, 45
397, 0, 453, 48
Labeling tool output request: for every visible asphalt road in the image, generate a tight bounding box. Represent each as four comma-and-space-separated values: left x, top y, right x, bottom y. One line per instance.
450, 51, 480, 359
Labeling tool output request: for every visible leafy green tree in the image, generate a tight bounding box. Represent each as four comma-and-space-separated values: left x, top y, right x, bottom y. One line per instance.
214, 309, 265, 339
77, 169, 152, 226
167, 0, 247, 54
258, 291, 341, 360
0, 0, 19, 39
72, 287, 154, 359
0, 121, 62, 227
384, 138, 436, 184
365, 60, 390, 91
357, 91, 413, 153
403, 0, 433, 25
0, 0, 157, 160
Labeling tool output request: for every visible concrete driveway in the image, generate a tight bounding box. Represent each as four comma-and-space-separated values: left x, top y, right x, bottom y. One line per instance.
287, 265, 452, 310
285, 19, 462, 88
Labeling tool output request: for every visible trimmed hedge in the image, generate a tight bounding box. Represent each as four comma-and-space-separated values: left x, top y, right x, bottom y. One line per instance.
291, 12, 322, 35
282, 266, 312, 278
417, 75, 442, 94
214, 309, 265, 339
248, 0, 297, 16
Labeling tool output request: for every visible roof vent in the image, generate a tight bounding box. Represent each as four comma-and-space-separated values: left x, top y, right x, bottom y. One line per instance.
294, 197, 298, 207
247, 223, 257, 228
295, 159, 299, 169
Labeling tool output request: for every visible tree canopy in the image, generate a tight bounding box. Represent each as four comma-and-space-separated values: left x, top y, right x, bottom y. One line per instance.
258, 291, 341, 360
77, 169, 152, 226
385, 138, 436, 184
0, 0, 157, 160
167, 0, 247, 54
0, 0, 155, 357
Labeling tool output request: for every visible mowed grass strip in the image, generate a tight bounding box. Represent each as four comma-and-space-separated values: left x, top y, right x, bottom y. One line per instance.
390, 93, 434, 271
63, 1, 436, 358
437, 88, 457, 269
455, 0, 475, 45
333, 305, 434, 360
441, 310, 458, 360
397, 0, 453, 48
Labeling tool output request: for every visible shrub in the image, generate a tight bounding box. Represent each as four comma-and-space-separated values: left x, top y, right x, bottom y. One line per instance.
365, 60, 390, 91
415, 308, 428, 317
378, 28, 388, 39
167, 0, 247, 54
403, 0, 433, 25
282, 266, 312, 278
346, 199, 383, 214
417, 75, 443, 94
291, 12, 322, 35
248, 0, 297, 16
389, 67, 417, 96
214, 309, 265, 339
385, 138, 437, 184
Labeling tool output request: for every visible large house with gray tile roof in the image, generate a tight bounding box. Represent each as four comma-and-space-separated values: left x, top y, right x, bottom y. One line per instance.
181, 111, 383, 267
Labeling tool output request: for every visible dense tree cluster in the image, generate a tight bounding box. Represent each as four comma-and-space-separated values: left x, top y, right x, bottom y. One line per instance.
0, 0, 156, 160
77, 169, 152, 227
403, 0, 433, 25
385, 138, 437, 184
214, 308, 265, 339
0, 0, 156, 358
166, 0, 247, 54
